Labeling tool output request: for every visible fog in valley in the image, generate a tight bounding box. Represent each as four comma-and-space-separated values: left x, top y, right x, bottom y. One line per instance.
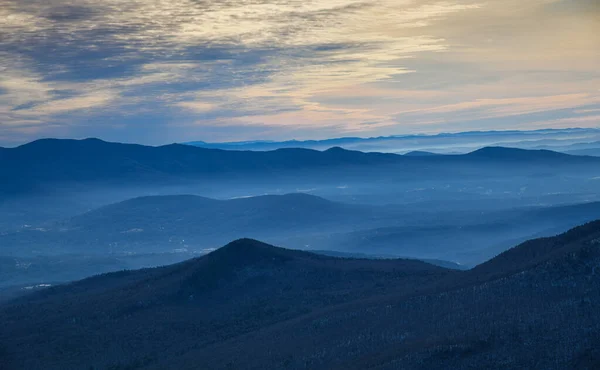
2, 0, 599, 366
2, 135, 600, 296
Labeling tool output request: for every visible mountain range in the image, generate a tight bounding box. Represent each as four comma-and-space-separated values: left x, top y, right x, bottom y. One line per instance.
184, 128, 600, 153
2, 136, 600, 369
4, 137, 600, 238
3, 192, 600, 265
2, 138, 599, 200
0, 139, 600, 186
2, 221, 600, 369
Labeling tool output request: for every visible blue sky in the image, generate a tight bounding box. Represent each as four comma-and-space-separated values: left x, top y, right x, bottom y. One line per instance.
0, 0, 599, 145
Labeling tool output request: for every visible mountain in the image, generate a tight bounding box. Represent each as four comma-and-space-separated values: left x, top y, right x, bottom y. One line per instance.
206, 222, 600, 370
465, 146, 577, 161
185, 128, 600, 153
67, 193, 346, 232
0, 249, 465, 292
0, 252, 197, 291
2, 222, 600, 369
280, 199, 600, 264
470, 219, 600, 279
2, 138, 598, 198
0, 239, 452, 370
530, 140, 600, 156
3, 193, 600, 265
0, 139, 402, 196
0, 193, 384, 256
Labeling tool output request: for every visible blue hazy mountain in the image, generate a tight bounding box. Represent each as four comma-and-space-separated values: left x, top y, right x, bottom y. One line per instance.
465, 146, 576, 160
528, 140, 600, 156
2, 138, 600, 243
1, 138, 599, 198
3, 192, 600, 265
185, 128, 600, 153
2, 221, 600, 369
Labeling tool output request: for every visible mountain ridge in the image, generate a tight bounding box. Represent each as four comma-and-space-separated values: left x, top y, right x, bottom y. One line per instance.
2, 222, 600, 369
183, 128, 600, 151
2, 137, 597, 194
4, 192, 600, 264
466, 146, 578, 160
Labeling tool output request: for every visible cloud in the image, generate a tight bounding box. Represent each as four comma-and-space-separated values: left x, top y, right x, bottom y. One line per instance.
0, 0, 598, 144
176, 101, 216, 113
17, 91, 116, 116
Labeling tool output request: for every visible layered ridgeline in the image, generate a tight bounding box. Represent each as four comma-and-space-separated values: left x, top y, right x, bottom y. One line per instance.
3, 192, 600, 264
2, 138, 600, 234
1, 221, 600, 370
185, 128, 600, 153
1, 138, 599, 196
0, 193, 377, 256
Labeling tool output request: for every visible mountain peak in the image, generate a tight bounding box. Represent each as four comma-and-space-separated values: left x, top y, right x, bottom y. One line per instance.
467, 146, 570, 159
207, 238, 310, 265
325, 146, 348, 152
19, 137, 107, 148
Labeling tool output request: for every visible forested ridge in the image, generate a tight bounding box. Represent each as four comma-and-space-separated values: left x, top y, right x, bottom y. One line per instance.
1, 222, 600, 369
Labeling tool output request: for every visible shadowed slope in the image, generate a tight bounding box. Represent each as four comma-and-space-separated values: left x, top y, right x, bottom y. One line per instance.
470, 220, 600, 281
2, 222, 600, 369
0, 239, 452, 370
159, 222, 600, 370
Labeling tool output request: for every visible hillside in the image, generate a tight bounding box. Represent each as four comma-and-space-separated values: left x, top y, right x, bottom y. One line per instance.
64, 193, 350, 235
2, 223, 600, 369
281, 200, 600, 264
3, 194, 600, 265
0, 193, 382, 256
0, 239, 452, 370
180, 223, 600, 370
3, 138, 599, 237
310, 250, 467, 270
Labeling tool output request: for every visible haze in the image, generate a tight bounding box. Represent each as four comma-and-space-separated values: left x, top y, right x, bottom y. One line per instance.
2, 2, 600, 369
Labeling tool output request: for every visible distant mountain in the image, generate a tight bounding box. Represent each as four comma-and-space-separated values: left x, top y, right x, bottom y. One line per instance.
2, 222, 600, 369
465, 146, 576, 160
185, 128, 600, 153
0, 193, 383, 256
567, 147, 600, 157
280, 199, 600, 264
0, 138, 401, 196
3, 193, 600, 265
531, 140, 600, 155
1, 138, 597, 197
68, 193, 343, 229
403, 150, 441, 156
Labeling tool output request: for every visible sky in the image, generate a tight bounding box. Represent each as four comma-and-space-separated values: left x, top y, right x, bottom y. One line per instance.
0, 0, 599, 146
